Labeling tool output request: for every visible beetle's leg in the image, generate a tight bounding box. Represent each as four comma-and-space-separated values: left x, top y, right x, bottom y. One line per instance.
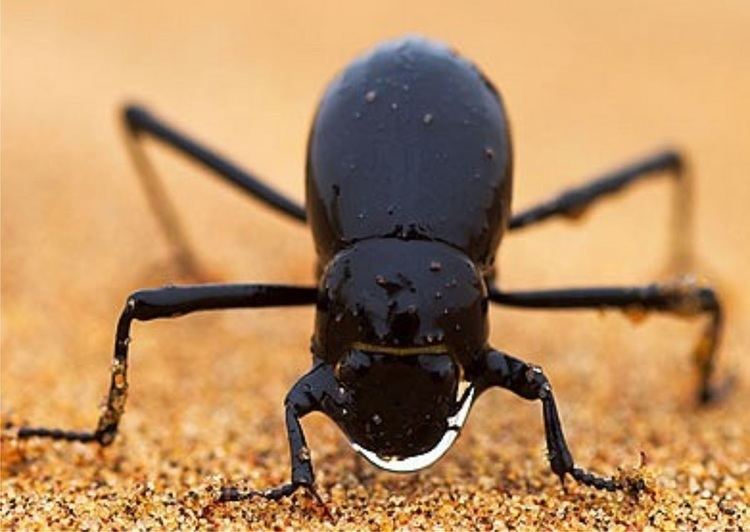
475, 349, 639, 493
122, 105, 306, 278
509, 149, 693, 271
489, 280, 727, 404
218, 364, 337, 511
17, 283, 317, 445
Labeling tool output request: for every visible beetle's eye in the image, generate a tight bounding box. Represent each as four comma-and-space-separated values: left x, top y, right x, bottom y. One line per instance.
336, 349, 372, 382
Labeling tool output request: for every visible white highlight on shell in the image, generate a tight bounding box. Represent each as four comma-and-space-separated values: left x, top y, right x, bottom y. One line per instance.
350, 386, 476, 473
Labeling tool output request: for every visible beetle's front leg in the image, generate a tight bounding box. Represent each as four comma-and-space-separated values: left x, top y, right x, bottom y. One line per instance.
17, 284, 317, 446
476, 349, 643, 493
218, 365, 331, 507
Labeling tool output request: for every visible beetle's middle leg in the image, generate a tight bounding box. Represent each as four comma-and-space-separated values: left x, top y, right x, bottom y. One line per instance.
509, 149, 693, 272
489, 280, 727, 404
122, 105, 307, 279
17, 283, 317, 445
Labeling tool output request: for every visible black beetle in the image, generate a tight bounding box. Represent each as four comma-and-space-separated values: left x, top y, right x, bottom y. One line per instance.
18, 37, 726, 503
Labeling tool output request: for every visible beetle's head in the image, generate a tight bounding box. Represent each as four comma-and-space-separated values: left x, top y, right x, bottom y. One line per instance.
313, 238, 487, 469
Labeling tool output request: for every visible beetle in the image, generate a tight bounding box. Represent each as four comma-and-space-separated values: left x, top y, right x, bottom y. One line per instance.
17, 36, 726, 504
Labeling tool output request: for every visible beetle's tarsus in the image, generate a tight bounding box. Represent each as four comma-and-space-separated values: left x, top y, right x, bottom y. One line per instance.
217, 483, 331, 517
569, 467, 620, 492
218, 483, 301, 502
216, 485, 295, 502
569, 466, 647, 497
216, 486, 248, 502
699, 373, 736, 406
216, 485, 295, 503
17, 426, 98, 444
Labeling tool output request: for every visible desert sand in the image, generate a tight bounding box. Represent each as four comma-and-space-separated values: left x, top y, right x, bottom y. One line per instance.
2, 1, 748, 529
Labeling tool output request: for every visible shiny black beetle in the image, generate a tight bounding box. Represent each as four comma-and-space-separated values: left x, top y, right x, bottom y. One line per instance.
19, 37, 725, 503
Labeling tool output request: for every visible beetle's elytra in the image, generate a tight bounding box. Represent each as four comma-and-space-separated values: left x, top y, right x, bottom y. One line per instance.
18, 36, 726, 504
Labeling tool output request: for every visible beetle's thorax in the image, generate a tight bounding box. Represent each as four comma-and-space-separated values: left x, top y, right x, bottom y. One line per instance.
313, 238, 489, 366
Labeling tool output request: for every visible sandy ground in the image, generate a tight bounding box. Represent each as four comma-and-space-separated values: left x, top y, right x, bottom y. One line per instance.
2, 1, 749, 529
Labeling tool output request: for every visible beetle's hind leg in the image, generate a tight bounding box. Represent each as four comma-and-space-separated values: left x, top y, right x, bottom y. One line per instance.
122, 120, 203, 281
17, 283, 318, 445
667, 158, 695, 274
121, 105, 307, 281
508, 149, 695, 273
475, 349, 645, 494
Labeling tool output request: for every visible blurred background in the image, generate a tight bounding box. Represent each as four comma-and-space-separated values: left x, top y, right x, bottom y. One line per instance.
2, 1, 748, 528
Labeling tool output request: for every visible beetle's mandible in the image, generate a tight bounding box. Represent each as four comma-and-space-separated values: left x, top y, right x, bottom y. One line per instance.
17, 37, 727, 504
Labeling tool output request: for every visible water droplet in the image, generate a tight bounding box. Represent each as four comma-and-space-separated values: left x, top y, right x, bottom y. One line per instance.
455, 324, 462, 332
391, 102, 399, 110
372, 414, 382, 425
365, 90, 377, 103
353, 111, 362, 120
334, 313, 343, 323
624, 306, 649, 324
423, 113, 433, 124
434, 291, 442, 300
298, 446, 311, 461
430, 260, 442, 271
524, 366, 543, 383
484, 147, 495, 159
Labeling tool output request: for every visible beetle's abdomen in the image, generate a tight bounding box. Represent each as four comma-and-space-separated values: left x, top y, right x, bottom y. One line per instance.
306, 37, 513, 268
